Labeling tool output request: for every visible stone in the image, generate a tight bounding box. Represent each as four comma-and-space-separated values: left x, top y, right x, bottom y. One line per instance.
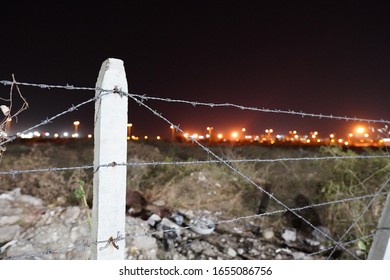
189, 239, 204, 254
306, 238, 320, 247
197, 172, 207, 182
275, 248, 292, 254
249, 248, 259, 256
171, 212, 184, 226
19, 193, 43, 207
0, 225, 20, 243
0, 199, 12, 215
203, 246, 219, 257
292, 252, 308, 260
182, 209, 195, 219
0, 188, 21, 200
126, 217, 158, 259
281, 228, 297, 242
132, 236, 158, 259
60, 206, 81, 226
160, 217, 182, 236
147, 214, 161, 227
262, 228, 275, 240
237, 248, 245, 255
0, 216, 20, 227
275, 254, 283, 260
225, 247, 237, 258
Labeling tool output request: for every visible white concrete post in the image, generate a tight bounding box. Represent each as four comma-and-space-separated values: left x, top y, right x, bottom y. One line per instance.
368, 190, 390, 260
91, 58, 128, 259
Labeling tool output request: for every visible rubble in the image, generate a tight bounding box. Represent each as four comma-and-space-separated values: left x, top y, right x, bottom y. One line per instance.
0, 189, 336, 260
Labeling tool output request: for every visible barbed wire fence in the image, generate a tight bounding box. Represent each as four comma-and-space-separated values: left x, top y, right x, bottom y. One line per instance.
0, 75, 390, 260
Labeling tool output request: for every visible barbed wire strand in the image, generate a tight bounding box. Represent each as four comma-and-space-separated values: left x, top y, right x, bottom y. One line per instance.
4, 191, 385, 260
2, 79, 390, 125
0, 80, 97, 91
299, 233, 376, 260
1, 79, 388, 260
128, 92, 390, 125
0, 92, 109, 147
1, 154, 390, 177
326, 174, 390, 259
126, 93, 361, 259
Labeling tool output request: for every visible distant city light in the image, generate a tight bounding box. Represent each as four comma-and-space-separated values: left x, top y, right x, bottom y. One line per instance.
63, 132, 69, 137
356, 126, 365, 134
88, 134, 93, 139
20, 132, 33, 139
191, 133, 198, 139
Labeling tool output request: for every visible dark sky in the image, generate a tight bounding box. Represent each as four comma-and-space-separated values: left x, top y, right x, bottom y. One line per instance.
1, 1, 389, 139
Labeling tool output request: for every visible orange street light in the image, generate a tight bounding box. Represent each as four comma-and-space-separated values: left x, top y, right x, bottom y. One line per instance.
73, 121, 80, 137
127, 123, 132, 140
207, 126, 213, 142
170, 125, 175, 141
231, 131, 239, 140
356, 126, 365, 134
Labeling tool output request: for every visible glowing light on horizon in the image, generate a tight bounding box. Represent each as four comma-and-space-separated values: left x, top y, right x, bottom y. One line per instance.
356, 126, 365, 134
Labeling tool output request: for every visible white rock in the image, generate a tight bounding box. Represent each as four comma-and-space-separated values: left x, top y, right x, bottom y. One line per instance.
225, 247, 237, 258
292, 252, 307, 260
0, 216, 20, 227
198, 172, 207, 182
147, 214, 161, 227
0, 225, 20, 243
281, 228, 297, 242
262, 228, 275, 240
161, 217, 182, 236
237, 248, 245, 255
249, 248, 259, 255
275, 254, 283, 260
190, 240, 204, 254
306, 238, 320, 247
275, 248, 292, 254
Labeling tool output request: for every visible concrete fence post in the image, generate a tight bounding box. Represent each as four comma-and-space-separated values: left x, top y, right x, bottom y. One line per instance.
368, 189, 390, 259
91, 58, 128, 259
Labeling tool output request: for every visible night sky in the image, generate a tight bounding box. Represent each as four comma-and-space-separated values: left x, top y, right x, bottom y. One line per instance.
1, 1, 389, 139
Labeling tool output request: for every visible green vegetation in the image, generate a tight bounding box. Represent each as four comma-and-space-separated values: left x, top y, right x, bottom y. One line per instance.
74, 179, 92, 229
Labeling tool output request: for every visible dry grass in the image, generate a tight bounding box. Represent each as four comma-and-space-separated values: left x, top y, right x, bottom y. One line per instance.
1, 140, 389, 255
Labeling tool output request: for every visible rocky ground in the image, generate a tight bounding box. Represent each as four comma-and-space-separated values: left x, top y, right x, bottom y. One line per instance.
1, 188, 364, 260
